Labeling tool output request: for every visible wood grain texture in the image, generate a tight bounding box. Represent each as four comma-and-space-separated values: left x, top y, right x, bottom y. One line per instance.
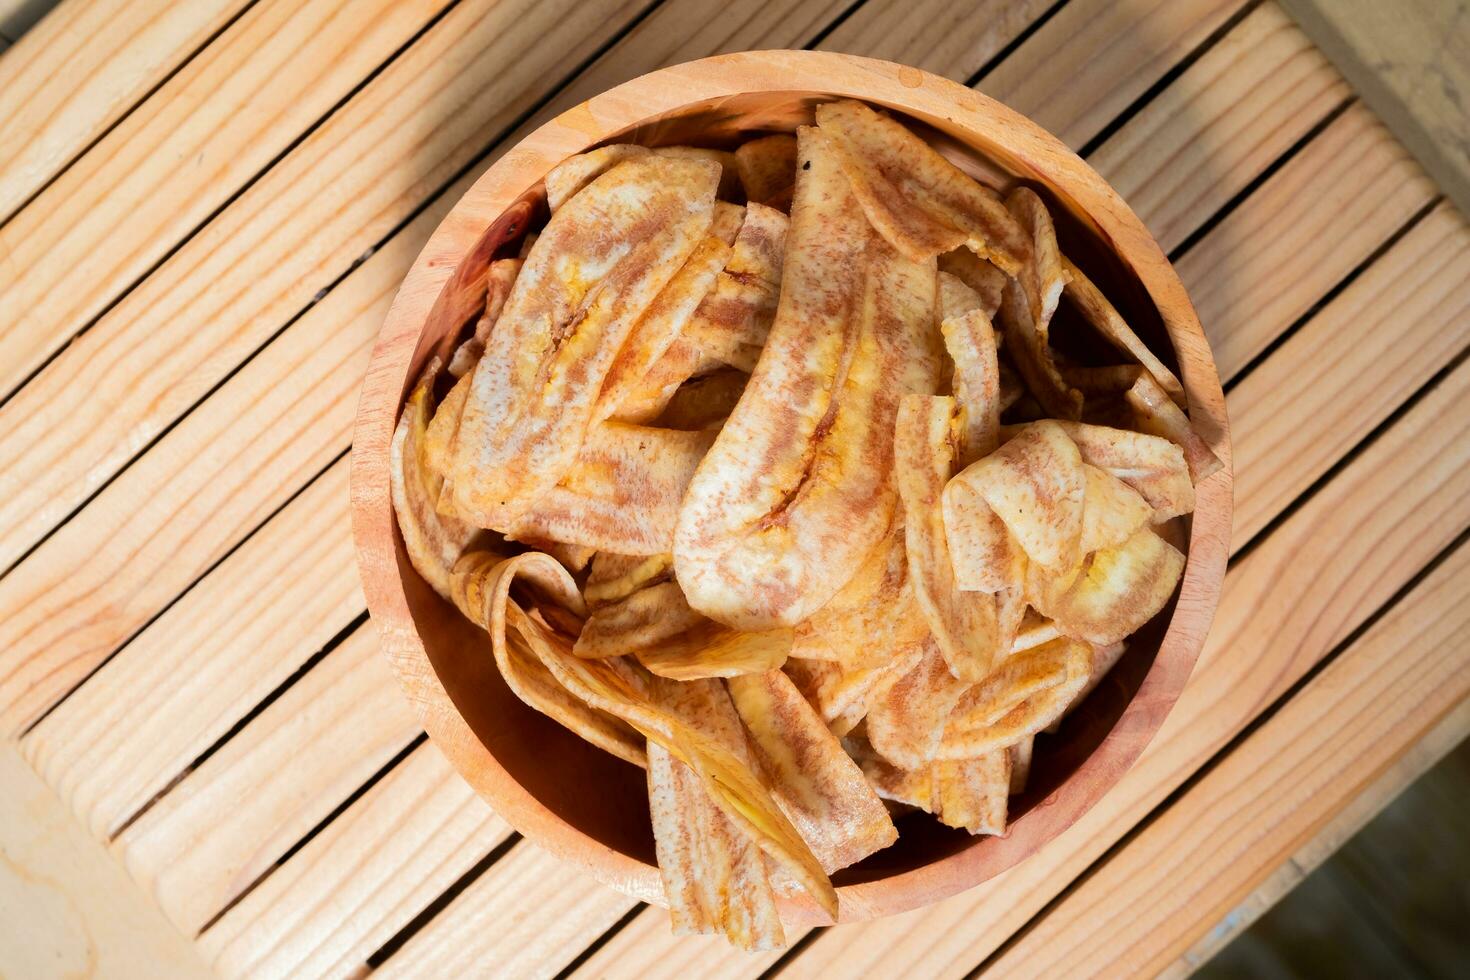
0, 0, 56, 39
21, 459, 361, 840
1087, 1, 1351, 253
111, 626, 420, 934
1170, 696, 1470, 977
374, 842, 635, 979
1178, 100, 1439, 378
568, 904, 789, 979
352, 49, 1229, 924
196, 740, 512, 979
983, 0, 1241, 150
0, 742, 210, 980
987, 542, 1470, 978
1230, 200, 1470, 544
0, 0, 454, 401
1281, 0, 1470, 215
0, 0, 650, 577
818, 0, 1057, 80
778, 355, 1470, 977
0, 0, 249, 221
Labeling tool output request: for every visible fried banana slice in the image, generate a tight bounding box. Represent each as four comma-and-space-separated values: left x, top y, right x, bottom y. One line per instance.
675, 127, 942, 630
728, 669, 898, 872
939, 637, 1090, 758
1050, 421, 1195, 521
865, 640, 971, 769
655, 368, 749, 431
1061, 255, 1186, 406
1079, 463, 1153, 555
655, 145, 743, 200
680, 202, 789, 372
605, 338, 711, 424
471, 551, 838, 918
544, 144, 651, 212
735, 134, 798, 210
508, 424, 715, 555
1028, 526, 1185, 646
1123, 371, 1222, 482
815, 100, 1029, 273
842, 728, 935, 811
999, 188, 1081, 419
783, 644, 925, 737
391, 362, 480, 599
574, 580, 707, 658
449, 155, 721, 526
934, 751, 1010, 835
938, 272, 1002, 463
896, 395, 1002, 682
583, 552, 673, 608
939, 248, 1006, 321
638, 626, 793, 681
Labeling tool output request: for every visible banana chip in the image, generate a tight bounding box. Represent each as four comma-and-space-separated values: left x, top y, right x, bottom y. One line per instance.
939, 637, 1090, 758
727, 669, 898, 872
866, 640, 971, 769
939, 248, 1006, 321
815, 100, 1029, 274
675, 127, 942, 630
783, 644, 925, 736
896, 395, 1002, 682
999, 188, 1081, 419
1029, 526, 1185, 646
843, 728, 934, 810
1079, 463, 1153, 555
1061, 256, 1186, 407
638, 626, 793, 681
933, 751, 1010, 836
1050, 420, 1195, 521
1123, 371, 1222, 482
654, 145, 743, 200
680, 202, 788, 372
574, 580, 707, 658
583, 552, 673, 608
544, 144, 651, 212
938, 272, 1002, 463
449, 155, 720, 527
390, 364, 480, 599
735, 134, 798, 210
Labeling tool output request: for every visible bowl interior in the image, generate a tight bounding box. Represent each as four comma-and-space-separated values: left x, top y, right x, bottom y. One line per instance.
395, 90, 1189, 891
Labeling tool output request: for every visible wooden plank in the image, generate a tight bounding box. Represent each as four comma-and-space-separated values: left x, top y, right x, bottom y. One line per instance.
775, 355, 1470, 978
1281, 0, 1470, 216
0, 0, 456, 401
1168, 696, 1470, 976
0, 0, 56, 39
196, 741, 512, 979
1177, 100, 1439, 379
984, 544, 1470, 977
1086, 1, 1350, 252
22, 458, 361, 841
1231, 200, 1470, 543
0, 0, 250, 222
374, 843, 636, 979
569, 906, 788, 979
982, 0, 1242, 151
0, 0, 795, 584
0, 742, 211, 979
817, 0, 1058, 80
111, 625, 420, 934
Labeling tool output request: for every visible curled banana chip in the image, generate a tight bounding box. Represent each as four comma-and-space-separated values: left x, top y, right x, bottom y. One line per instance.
573, 580, 707, 659
1061, 255, 1186, 407
735, 133, 798, 209
998, 188, 1081, 420
1051, 420, 1195, 521
1123, 371, 1222, 482
1079, 463, 1153, 555
933, 751, 1010, 836
637, 626, 793, 681
1028, 526, 1185, 646
583, 552, 673, 608
939, 248, 1006, 321
939, 637, 1090, 758
938, 272, 1002, 463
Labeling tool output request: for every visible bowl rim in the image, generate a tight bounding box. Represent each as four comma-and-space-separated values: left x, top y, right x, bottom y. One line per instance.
350, 49, 1232, 925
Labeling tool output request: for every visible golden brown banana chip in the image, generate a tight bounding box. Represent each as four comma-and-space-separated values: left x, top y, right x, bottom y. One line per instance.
842, 729, 934, 811
583, 552, 673, 608
1079, 463, 1153, 556
735, 134, 798, 210
948, 419, 1085, 573
637, 626, 793, 681
783, 643, 925, 736
938, 272, 1002, 463
727, 669, 898, 872
675, 127, 942, 630
939, 248, 1006, 321
1045, 640, 1127, 733
507, 424, 716, 555
1123, 371, 1222, 482
474, 551, 837, 918
573, 580, 707, 658
449, 155, 721, 527
544, 144, 651, 212
1061, 363, 1144, 395
939, 637, 1090, 758
655, 368, 749, 431
896, 395, 1002, 682
999, 188, 1081, 419
1028, 526, 1185, 646
865, 640, 971, 769
710, 201, 747, 244
680, 202, 788, 372
815, 100, 1029, 274
933, 751, 1010, 836
1061, 255, 1186, 407
654, 146, 743, 200
390, 363, 480, 600
1050, 420, 1195, 521
945, 637, 1076, 733
596, 235, 733, 422
604, 338, 711, 424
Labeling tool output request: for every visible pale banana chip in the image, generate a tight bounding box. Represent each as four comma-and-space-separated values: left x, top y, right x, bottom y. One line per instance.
1079, 463, 1153, 556
866, 640, 971, 769
933, 751, 1009, 836
948, 419, 1085, 573
939, 637, 1090, 758
815, 100, 1029, 274
654, 145, 743, 200
938, 248, 1006, 321
783, 643, 925, 734
1050, 420, 1195, 521
943, 482, 1026, 595
583, 552, 673, 608
735, 134, 798, 210
605, 338, 710, 424
390, 364, 480, 599
896, 395, 1001, 682
675, 126, 942, 630
655, 368, 749, 431
573, 580, 707, 659
710, 201, 747, 244
727, 669, 898, 872
1028, 526, 1185, 646
842, 729, 934, 811
680, 202, 788, 372
637, 626, 793, 681
449, 155, 720, 527
1061, 255, 1186, 407
1123, 371, 1222, 482
1045, 640, 1127, 733
507, 424, 715, 555
999, 188, 1081, 419
544, 144, 651, 212
1008, 737, 1033, 794
938, 272, 1002, 463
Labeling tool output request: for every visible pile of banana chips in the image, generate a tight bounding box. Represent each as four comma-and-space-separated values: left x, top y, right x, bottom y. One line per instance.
391, 101, 1219, 949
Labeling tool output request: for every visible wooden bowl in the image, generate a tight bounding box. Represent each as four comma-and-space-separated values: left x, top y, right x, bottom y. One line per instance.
351, 51, 1231, 924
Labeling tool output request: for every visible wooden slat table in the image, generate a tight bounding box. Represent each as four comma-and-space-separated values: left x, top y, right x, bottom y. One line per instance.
1, 0, 1466, 976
